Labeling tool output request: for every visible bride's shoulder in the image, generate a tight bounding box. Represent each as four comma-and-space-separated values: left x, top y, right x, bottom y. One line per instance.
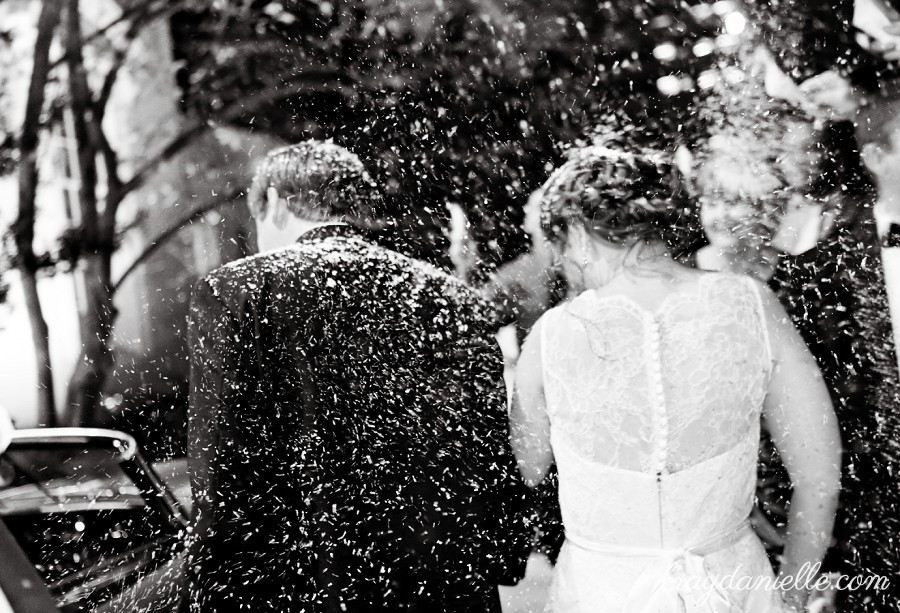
708, 271, 775, 301
529, 304, 562, 340
699, 270, 764, 295
701, 272, 791, 325
522, 299, 576, 348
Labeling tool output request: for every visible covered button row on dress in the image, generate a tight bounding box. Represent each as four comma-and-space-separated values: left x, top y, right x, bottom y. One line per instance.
646, 318, 668, 476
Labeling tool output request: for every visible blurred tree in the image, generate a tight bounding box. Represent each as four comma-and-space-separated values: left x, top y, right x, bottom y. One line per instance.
1, 0, 272, 425
9, 0, 62, 427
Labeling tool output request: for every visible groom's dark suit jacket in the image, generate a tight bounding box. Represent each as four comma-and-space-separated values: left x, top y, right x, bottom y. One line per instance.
186, 225, 530, 612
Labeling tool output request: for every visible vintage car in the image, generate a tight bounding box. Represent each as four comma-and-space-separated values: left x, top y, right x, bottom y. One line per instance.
0, 428, 190, 613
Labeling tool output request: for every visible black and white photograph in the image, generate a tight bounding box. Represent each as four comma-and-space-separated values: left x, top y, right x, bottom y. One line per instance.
1, 0, 900, 611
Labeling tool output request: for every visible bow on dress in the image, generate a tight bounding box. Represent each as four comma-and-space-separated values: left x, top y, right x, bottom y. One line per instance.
567, 519, 750, 613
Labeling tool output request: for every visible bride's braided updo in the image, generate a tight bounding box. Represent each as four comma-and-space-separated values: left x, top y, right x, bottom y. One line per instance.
539, 146, 701, 256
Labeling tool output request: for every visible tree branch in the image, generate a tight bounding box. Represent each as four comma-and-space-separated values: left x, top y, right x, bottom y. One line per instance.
118, 74, 351, 197
94, 1, 187, 119
112, 187, 243, 294
13, 0, 64, 427
88, 1, 190, 244
94, 121, 122, 239
47, 0, 179, 72
64, 0, 99, 241
62, 0, 115, 427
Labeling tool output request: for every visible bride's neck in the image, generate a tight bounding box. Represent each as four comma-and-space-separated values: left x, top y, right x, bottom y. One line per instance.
622, 241, 672, 268
581, 240, 679, 290
611, 242, 678, 278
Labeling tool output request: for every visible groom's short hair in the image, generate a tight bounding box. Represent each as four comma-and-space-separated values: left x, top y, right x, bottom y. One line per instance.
248, 140, 384, 228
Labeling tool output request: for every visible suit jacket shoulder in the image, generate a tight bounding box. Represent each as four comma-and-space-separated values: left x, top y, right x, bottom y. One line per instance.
197, 244, 323, 316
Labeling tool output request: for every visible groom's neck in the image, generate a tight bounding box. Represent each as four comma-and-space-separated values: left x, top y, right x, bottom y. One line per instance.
255, 216, 345, 252
293, 217, 346, 238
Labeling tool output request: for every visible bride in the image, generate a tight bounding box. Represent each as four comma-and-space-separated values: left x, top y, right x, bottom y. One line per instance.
510, 147, 842, 612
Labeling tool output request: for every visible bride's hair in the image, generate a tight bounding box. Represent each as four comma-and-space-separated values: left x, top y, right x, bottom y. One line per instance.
538, 146, 702, 256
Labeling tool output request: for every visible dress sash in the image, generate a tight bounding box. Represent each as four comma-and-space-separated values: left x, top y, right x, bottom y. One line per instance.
565, 518, 752, 613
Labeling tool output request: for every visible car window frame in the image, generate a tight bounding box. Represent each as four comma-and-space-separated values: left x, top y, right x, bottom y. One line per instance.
1, 428, 189, 530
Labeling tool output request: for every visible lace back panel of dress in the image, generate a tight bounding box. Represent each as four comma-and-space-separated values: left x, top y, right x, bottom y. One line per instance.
541, 274, 771, 475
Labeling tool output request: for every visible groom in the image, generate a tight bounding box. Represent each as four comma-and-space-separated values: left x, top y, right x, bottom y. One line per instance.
186, 141, 530, 612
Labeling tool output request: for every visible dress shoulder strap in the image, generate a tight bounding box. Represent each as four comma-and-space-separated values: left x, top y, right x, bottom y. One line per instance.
539, 305, 556, 372
537, 305, 562, 416
743, 276, 774, 378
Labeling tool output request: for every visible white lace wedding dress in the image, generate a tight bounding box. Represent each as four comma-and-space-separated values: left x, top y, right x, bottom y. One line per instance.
539, 272, 789, 613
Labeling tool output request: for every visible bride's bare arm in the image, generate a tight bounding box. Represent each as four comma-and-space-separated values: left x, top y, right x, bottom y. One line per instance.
758, 285, 842, 609
509, 319, 554, 487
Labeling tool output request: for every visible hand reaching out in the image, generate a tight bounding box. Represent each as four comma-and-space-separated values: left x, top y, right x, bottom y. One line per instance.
865, 23, 900, 61
798, 71, 859, 121
855, 0, 900, 61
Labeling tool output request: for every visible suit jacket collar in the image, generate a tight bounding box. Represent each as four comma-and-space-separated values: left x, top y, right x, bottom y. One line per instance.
297, 224, 366, 244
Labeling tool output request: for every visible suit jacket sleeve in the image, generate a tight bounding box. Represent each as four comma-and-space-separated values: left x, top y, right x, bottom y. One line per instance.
186, 277, 233, 565
468, 324, 533, 585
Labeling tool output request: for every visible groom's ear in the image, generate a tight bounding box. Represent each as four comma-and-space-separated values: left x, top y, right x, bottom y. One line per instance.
266, 187, 293, 230
261, 186, 279, 223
